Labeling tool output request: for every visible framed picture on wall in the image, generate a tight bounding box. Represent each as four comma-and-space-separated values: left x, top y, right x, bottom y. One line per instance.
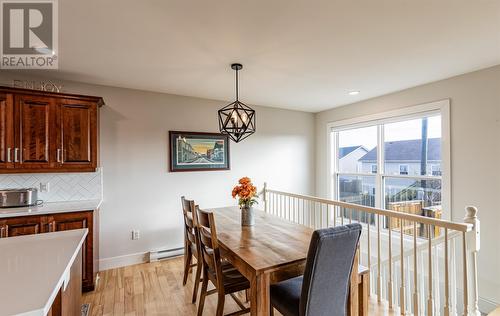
169, 131, 230, 172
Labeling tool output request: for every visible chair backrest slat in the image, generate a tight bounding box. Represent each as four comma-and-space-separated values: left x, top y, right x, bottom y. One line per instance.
196, 207, 224, 289
300, 223, 362, 316
181, 196, 199, 253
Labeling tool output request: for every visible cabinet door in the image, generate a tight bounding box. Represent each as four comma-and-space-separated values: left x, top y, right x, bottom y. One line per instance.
2, 216, 42, 237
51, 212, 89, 231
15, 95, 56, 168
0, 94, 14, 169
57, 99, 98, 170
51, 212, 93, 288
0, 224, 7, 238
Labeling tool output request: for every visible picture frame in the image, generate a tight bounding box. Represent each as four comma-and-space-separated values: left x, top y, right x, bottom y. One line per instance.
169, 131, 230, 172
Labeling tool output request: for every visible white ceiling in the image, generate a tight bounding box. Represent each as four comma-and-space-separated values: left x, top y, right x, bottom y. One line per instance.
31, 1, 500, 112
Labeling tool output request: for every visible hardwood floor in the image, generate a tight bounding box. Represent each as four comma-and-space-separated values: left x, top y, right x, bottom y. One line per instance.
83, 256, 395, 316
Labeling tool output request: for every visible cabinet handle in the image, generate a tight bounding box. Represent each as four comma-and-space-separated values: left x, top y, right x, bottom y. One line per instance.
14, 148, 19, 162
57, 149, 62, 163
7, 148, 11, 162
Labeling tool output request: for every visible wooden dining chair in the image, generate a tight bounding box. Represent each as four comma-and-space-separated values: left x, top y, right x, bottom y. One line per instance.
181, 196, 203, 303
269, 223, 362, 316
196, 207, 250, 316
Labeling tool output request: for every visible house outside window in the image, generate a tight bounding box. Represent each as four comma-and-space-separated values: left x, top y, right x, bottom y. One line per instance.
328, 100, 450, 227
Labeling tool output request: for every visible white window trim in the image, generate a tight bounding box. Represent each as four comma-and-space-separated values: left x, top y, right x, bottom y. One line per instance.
325, 99, 451, 220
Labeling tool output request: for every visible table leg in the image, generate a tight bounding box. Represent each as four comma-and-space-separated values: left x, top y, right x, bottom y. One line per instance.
250, 272, 271, 316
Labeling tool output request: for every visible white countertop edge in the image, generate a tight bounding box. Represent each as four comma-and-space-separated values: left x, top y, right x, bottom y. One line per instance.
39, 228, 88, 316
0, 199, 103, 218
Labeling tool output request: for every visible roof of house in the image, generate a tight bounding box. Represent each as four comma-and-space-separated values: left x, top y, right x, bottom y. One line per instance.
339, 146, 366, 159
359, 138, 441, 162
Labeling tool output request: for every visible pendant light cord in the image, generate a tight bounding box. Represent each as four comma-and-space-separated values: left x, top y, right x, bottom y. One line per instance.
235, 68, 239, 102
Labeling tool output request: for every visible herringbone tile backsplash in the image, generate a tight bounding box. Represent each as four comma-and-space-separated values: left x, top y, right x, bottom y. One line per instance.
0, 168, 103, 202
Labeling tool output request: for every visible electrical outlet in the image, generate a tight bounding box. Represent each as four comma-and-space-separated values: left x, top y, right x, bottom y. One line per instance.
39, 182, 49, 192
132, 230, 140, 240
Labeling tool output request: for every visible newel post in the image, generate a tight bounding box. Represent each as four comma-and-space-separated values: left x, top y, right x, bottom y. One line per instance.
262, 182, 268, 213
464, 206, 481, 316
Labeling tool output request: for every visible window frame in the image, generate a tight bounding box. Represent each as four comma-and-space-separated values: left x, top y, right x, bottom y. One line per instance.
326, 99, 451, 219
371, 164, 378, 174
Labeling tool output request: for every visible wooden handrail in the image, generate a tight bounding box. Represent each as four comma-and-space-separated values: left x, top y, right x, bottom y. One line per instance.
265, 189, 472, 232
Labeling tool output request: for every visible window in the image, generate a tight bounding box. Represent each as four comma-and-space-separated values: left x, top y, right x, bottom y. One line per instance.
399, 164, 409, 175
328, 100, 450, 225
431, 165, 442, 176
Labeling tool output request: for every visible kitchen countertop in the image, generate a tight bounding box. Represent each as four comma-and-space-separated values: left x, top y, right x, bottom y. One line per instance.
0, 229, 88, 316
0, 199, 102, 218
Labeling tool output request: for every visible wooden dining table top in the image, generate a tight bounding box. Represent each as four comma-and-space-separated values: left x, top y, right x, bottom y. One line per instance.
210, 206, 314, 273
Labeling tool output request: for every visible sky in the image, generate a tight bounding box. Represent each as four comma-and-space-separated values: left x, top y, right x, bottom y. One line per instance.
179, 138, 219, 154
338, 115, 441, 150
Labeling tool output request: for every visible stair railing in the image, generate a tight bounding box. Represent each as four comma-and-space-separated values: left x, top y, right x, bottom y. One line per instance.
260, 183, 481, 316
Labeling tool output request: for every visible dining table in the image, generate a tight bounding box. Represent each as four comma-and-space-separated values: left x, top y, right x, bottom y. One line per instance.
211, 206, 363, 316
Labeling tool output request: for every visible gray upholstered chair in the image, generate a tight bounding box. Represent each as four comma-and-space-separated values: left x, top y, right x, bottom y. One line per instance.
270, 223, 362, 316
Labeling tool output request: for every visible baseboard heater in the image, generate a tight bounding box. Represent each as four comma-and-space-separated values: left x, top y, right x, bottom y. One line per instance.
149, 246, 184, 262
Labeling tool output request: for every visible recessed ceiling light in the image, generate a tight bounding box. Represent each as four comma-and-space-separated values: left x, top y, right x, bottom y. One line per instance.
348, 90, 360, 96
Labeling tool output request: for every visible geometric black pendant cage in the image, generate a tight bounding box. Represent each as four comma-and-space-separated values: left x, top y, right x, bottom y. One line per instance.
218, 63, 256, 143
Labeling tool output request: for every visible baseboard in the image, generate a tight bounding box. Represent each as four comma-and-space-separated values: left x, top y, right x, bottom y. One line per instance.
456, 288, 499, 314
479, 296, 499, 314
99, 251, 149, 271
98, 246, 186, 271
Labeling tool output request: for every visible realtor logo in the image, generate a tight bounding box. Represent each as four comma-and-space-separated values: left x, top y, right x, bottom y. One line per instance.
1, 0, 58, 69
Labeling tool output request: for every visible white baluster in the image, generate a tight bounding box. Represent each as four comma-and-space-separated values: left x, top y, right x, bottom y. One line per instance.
462, 233, 468, 316
434, 243, 441, 315
414, 221, 420, 316
400, 219, 406, 315
444, 229, 450, 316
428, 225, 434, 316
367, 215, 372, 296
341, 206, 344, 225
450, 238, 457, 316
333, 205, 337, 227
377, 214, 382, 302
389, 218, 394, 309
263, 182, 268, 213
275, 193, 278, 216
295, 197, 298, 223
419, 251, 426, 314
406, 256, 412, 315
464, 206, 481, 316
302, 199, 305, 225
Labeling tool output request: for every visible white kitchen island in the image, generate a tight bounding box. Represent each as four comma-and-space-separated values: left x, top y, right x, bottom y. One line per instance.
0, 229, 88, 316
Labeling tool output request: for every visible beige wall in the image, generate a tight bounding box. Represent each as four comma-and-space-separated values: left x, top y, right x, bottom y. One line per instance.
0, 72, 316, 269
315, 65, 500, 306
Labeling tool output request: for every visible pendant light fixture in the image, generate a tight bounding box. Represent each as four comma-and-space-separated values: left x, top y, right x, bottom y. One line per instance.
218, 63, 256, 143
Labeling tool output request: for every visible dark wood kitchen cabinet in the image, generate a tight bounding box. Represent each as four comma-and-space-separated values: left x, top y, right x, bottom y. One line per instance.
0, 210, 99, 292
16, 95, 55, 169
0, 215, 43, 237
0, 93, 14, 170
56, 99, 98, 170
0, 86, 104, 173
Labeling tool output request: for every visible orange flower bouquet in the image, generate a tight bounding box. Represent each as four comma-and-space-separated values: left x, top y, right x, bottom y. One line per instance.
232, 177, 258, 208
